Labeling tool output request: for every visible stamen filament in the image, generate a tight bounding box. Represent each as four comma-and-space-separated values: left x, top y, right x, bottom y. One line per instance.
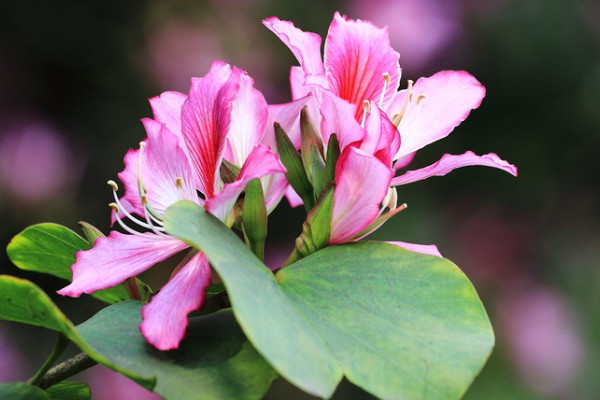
141, 195, 170, 238
392, 80, 413, 127
361, 100, 371, 127
379, 72, 391, 108
109, 203, 163, 240
108, 181, 160, 231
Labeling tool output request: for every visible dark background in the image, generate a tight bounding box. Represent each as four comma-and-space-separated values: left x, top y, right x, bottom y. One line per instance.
1, 0, 598, 399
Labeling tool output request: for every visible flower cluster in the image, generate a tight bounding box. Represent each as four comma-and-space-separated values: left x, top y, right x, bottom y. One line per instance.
59, 13, 516, 350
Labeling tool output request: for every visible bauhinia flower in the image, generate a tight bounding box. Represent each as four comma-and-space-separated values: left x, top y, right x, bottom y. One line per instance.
58, 61, 288, 350
265, 12, 517, 253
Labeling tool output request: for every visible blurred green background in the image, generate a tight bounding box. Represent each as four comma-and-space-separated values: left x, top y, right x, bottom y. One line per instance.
1, 0, 598, 399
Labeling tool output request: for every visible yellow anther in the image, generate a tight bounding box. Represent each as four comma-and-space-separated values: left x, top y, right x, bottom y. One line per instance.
383, 72, 390, 86
175, 177, 183, 189
108, 202, 120, 212
141, 194, 148, 205
415, 94, 427, 105
107, 180, 119, 191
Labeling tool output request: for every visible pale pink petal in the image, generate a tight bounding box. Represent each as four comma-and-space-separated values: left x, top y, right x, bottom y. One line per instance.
118, 119, 198, 216
224, 72, 268, 167
181, 60, 239, 198
206, 144, 286, 221
140, 252, 211, 350
264, 95, 311, 150
58, 232, 189, 297
330, 147, 393, 244
361, 103, 400, 166
391, 71, 486, 160
261, 172, 288, 213
324, 12, 400, 118
290, 66, 311, 100
393, 151, 416, 170
391, 151, 518, 186
284, 185, 303, 208
149, 91, 187, 141
263, 17, 329, 88
388, 241, 443, 258
320, 92, 365, 150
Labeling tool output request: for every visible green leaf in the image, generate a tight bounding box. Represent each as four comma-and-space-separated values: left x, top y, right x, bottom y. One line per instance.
0, 383, 50, 400
277, 242, 494, 400
274, 122, 314, 211
77, 302, 277, 400
6, 223, 149, 304
0, 275, 154, 389
46, 382, 90, 400
164, 201, 342, 399
164, 201, 494, 400
242, 178, 267, 261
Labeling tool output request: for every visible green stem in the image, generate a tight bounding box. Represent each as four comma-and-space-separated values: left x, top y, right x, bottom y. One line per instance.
28, 334, 69, 386
36, 353, 97, 389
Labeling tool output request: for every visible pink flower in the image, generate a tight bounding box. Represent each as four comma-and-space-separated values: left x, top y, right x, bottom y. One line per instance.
264, 13, 517, 253
59, 61, 287, 350
263, 13, 517, 180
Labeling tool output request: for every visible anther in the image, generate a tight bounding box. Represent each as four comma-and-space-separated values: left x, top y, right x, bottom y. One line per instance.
175, 177, 183, 189
392, 80, 414, 127
361, 100, 371, 127
379, 72, 391, 108
415, 94, 427, 105
107, 180, 119, 191
108, 202, 119, 212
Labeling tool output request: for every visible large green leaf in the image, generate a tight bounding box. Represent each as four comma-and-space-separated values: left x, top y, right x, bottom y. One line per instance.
278, 242, 494, 400
164, 201, 342, 398
6, 223, 148, 303
0, 383, 50, 400
76, 301, 277, 400
46, 382, 90, 400
164, 201, 494, 400
0, 276, 154, 389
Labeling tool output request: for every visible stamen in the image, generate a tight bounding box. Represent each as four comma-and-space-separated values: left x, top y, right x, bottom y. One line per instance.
392, 80, 414, 127
137, 141, 146, 199
382, 187, 398, 210
107, 180, 118, 191
107, 180, 159, 230
141, 195, 169, 238
361, 100, 371, 127
415, 94, 427, 105
378, 72, 391, 108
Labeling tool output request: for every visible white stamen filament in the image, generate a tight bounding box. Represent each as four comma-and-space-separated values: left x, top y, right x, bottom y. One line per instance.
109, 203, 163, 240
392, 80, 414, 127
141, 195, 169, 238
378, 72, 391, 108
107, 180, 159, 230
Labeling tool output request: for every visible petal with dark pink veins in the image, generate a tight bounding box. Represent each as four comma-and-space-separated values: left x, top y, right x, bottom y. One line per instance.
324, 12, 400, 118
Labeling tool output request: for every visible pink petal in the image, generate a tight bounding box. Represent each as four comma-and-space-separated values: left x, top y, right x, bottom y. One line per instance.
261, 172, 289, 213
264, 95, 311, 150
140, 252, 211, 350
387, 241, 443, 258
262, 17, 329, 88
290, 66, 311, 100
390, 71, 486, 160
58, 232, 189, 297
361, 103, 400, 166
224, 72, 268, 167
391, 151, 518, 186
118, 119, 199, 216
324, 12, 400, 119
330, 147, 393, 244
206, 144, 286, 221
149, 91, 187, 142
181, 61, 240, 198
284, 185, 303, 208
320, 92, 365, 150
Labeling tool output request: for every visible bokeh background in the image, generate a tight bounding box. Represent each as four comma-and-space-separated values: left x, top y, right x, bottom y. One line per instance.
1, 0, 599, 399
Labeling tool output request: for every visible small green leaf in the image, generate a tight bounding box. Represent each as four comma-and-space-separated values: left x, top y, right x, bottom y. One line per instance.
274, 123, 314, 211
164, 201, 342, 399
242, 179, 267, 261
291, 187, 333, 261
0, 276, 154, 389
0, 383, 50, 400
6, 223, 149, 304
46, 382, 90, 400
77, 302, 277, 400
77, 221, 105, 245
